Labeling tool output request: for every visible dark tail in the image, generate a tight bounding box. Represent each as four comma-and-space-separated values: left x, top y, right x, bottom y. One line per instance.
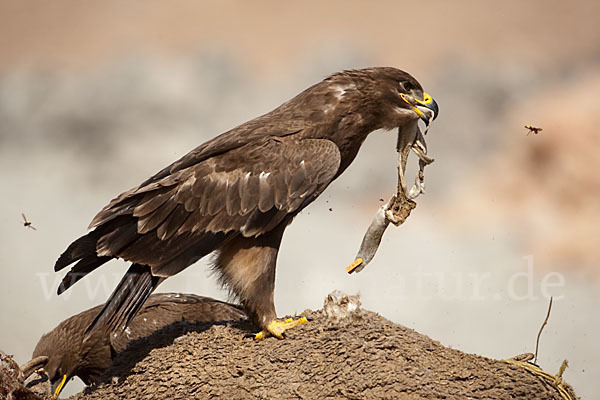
55, 230, 112, 294
85, 264, 162, 334
55, 231, 100, 272
55, 216, 139, 294
57, 254, 113, 295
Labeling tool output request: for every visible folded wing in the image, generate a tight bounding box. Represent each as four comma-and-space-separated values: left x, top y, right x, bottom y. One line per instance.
56, 136, 341, 289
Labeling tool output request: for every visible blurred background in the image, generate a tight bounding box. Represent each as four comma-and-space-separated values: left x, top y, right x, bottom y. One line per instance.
1, 0, 598, 397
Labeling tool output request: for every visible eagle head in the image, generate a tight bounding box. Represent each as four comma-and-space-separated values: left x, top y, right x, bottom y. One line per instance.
321, 67, 439, 132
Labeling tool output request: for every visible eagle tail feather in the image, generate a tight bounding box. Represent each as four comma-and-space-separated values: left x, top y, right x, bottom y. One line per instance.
57, 255, 112, 295
54, 232, 100, 272
85, 264, 161, 335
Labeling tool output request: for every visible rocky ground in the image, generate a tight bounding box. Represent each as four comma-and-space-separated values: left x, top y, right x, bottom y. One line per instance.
16, 294, 571, 399
1, 295, 579, 399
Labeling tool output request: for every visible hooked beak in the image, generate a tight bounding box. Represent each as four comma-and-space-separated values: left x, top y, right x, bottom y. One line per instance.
401, 92, 439, 125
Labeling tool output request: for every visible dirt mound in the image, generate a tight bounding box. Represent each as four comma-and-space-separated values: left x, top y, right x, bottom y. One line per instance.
70, 295, 576, 400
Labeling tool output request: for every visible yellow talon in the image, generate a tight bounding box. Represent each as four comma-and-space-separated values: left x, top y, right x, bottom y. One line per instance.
254, 330, 267, 341
254, 316, 309, 340
346, 257, 363, 274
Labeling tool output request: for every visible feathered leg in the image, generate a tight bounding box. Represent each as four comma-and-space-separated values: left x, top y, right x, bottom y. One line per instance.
214, 224, 306, 338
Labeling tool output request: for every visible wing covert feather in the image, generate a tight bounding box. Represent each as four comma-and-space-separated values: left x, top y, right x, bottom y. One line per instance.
89, 136, 341, 265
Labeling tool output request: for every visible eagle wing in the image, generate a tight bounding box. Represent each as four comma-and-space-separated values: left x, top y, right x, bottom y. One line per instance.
56, 136, 341, 286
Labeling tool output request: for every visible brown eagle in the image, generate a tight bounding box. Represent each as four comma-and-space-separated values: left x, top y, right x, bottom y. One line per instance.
54, 67, 438, 339
30, 294, 245, 397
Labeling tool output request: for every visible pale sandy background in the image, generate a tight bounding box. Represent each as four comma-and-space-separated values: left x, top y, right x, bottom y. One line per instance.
1, 1, 599, 397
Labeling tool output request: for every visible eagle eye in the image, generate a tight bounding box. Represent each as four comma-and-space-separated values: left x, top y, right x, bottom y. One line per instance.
400, 81, 414, 93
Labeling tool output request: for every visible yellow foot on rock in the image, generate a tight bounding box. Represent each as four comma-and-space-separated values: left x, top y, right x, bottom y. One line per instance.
254, 316, 309, 340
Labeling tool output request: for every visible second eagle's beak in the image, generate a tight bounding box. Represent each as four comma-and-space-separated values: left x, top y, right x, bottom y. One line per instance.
52, 374, 68, 398
401, 92, 439, 124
